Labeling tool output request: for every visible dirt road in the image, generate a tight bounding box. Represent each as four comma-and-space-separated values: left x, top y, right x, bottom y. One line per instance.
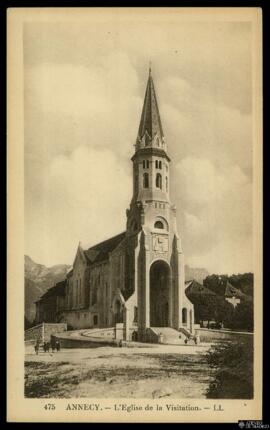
25, 344, 213, 399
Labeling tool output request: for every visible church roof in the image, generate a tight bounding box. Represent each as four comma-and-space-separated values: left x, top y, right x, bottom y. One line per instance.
137, 68, 164, 142
37, 280, 66, 302
84, 231, 126, 264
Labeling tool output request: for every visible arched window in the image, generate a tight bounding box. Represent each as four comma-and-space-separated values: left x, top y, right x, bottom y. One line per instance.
166, 176, 168, 191
159, 161, 162, 169
154, 221, 164, 229
156, 173, 162, 189
182, 308, 187, 325
143, 173, 149, 188
155, 160, 158, 169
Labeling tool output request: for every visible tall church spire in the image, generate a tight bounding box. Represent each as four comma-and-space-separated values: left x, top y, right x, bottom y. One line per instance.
136, 69, 165, 152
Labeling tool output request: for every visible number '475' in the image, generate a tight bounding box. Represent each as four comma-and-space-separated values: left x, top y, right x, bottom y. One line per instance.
44, 404, 55, 410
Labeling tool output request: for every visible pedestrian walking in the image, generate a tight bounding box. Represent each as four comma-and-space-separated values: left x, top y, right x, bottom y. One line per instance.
34, 339, 40, 355
51, 337, 56, 352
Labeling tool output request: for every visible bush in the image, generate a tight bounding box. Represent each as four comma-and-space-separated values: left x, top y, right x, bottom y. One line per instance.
229, 301, 253, 332
206, 337, 253, 399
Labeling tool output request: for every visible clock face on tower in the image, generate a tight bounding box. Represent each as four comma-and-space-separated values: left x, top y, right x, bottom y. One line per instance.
152, 234, 169, 253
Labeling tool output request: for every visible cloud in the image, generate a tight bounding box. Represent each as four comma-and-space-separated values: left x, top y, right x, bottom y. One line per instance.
175, 157, 252, 273
25, 146, 132, 265
160, 84, 252, 173
23, 19, 254, 273
24, 55, 141, 159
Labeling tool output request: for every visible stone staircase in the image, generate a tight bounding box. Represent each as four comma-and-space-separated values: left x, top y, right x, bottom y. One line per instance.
151, 327, 189, 344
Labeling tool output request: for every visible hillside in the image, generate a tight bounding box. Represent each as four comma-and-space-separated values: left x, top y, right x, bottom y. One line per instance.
25, 255, 71, 322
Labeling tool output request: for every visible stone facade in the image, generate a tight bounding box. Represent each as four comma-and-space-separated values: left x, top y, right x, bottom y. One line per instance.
35, 69, 194, 341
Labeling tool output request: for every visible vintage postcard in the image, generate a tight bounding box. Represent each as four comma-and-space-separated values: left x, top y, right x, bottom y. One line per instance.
7, 7, 263, 423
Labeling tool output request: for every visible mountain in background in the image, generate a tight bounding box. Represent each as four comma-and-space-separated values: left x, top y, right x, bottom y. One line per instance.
25, 255, 71, 322
24, 256, 209, 323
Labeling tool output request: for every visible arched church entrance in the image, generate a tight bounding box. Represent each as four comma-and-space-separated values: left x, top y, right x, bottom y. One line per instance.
150, 260, 171, 327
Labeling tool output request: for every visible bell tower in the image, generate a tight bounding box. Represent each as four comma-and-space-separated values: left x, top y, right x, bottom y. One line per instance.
127, 68, 172, 235
125, 67, 194, 340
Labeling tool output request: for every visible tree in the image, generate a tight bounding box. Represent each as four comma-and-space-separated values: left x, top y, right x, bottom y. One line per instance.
206, 337, 253, 398
203, 274, 227, 295
229, 273, 253, 297
214, 297, 234, 326
203, 273, 254, 298
189, 293, 233, 327
229, 301, 253, 331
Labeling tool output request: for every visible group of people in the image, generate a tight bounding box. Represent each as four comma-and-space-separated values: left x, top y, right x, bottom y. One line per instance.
34, 338, 61, 355
184, 334, 200, 345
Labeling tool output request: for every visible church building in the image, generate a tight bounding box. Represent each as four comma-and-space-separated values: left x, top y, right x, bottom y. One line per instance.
35, 68, 194, 342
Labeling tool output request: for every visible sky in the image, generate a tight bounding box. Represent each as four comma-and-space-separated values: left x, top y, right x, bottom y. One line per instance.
24, 11, 253, 274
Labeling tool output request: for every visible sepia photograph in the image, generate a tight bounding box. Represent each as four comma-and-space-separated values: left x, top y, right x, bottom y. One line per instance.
7, 7, 262, 423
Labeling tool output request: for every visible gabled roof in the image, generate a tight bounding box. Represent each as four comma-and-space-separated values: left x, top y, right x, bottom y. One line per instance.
66, 268, 73, 277
84, 232, 126, 264
224, 281, 246, 298
185, 280, 217, 296
38, 280, 66, 302
205, 279, 251, 301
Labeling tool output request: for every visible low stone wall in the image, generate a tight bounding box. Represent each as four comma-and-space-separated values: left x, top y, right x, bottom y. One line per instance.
43, 323, 67, 342
195, 328, 253, 343
51, 333, 118, 348
25, 323, 67, 343
81, 328, 116, 338
24, 324, 43, 342
145, 328, 160, 343
83, 326, 139, 341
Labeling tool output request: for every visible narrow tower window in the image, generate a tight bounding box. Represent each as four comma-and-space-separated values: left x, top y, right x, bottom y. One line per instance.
156, 173, 162, 189
155, 160, 158, 169
146, 160, 150, 168
159, 161, 162, 169
143, 172, 149, 188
